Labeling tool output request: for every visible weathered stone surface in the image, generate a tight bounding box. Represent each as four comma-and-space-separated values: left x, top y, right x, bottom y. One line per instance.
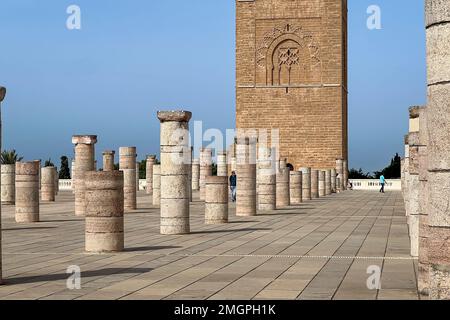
152, 165, 161, 206
1, 164, 15, 205
205, 176, 228, 224
84, 171, 124, 253
236, 137, 257, 216
15, 161, 40, 223
217, 151, 228, 177
119, 147, 137, 211
290, 171, 302, 205
199, 148, 212, 201
331, 168, 337, 193
311, 169, 319, 199
257, 151, 276, 211
145, 155, 156, 194
102, 150, 115, 172
41, 166, 56, 202
191, 159, 200, 191
325, 170, 332, 196
276, 163, 290, 208
336, 159, 344, 191
300, 167, 311, 201
318, 170, 325, 197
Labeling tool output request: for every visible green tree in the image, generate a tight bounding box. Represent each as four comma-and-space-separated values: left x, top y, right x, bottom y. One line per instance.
1, 149, 23, 164
349, 168, 373, 179
59, 156, 71, 179
373, 153, 402, 179
44, 158, 55, 167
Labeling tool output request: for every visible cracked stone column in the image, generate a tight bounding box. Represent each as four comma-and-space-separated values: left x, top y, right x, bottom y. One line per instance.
426, 0, 450, 299
0, 86, 5, 284
192, 159, 200, 191
158, 111, 191, 235
205, 176, 228, 224
119, 147, 137, 211
217, 151, 228, 177
325, 170, 332, 196
331, 168, 337, 193
336, 158, 344, 191
145, 155, 156, 194
41, 166, 56, 202
1, 164, 15, 205
85, 171, 124, 252
236, 137, 257, 216
257, 147, 276, 211
199, 148, 212, 201
72, 135, 97, 216
417, 106, 429, 296
103, 150, 115, 172
15, 161, 40, 223
290, 171, 302, 205
318, 170, 326, 197
152, 164, 161, 206
311, 169, 319, 199
276, 158, 290, 208
300, 167, 312, 201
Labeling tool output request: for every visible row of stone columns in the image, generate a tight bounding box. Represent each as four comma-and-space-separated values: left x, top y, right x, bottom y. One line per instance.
0, 86, 5, 284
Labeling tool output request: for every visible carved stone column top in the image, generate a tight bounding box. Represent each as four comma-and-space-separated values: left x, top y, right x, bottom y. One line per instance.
103, 150, 115, 156
157, 110, 192, 122
146, 154, 157, 160
0, 86, 6, 102
72, 135, 97, 145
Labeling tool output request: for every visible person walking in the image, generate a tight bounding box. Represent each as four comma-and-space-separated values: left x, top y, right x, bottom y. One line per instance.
229, 171, 237, 202
379, 175, 386, 193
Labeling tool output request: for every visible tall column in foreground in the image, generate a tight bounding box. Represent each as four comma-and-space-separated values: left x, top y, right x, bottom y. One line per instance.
158, 110, 191, 235
426, 0, 450, 299
0, 86, 5, 284
102, 150, 115, 172
72, 135, 97, 216
119, 147, 137, 211
236, 137, 257, 216
145, 155, 156, 194
85, 171, 124, 253
15, 161, 40, 223
199, 148, 212, 201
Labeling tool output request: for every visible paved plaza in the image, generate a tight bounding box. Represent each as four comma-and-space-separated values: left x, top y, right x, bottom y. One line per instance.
0, 190, 418, 300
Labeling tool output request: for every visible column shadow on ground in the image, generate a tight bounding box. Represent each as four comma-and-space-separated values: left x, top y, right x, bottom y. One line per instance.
190, 228, 270, 235
124, 246, 181, 252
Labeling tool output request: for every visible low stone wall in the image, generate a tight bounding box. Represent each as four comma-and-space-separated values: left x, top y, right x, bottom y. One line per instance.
349, 179, 401, 191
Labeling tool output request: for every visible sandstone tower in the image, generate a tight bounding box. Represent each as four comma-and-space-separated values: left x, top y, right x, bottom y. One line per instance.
236, 0, 348, 169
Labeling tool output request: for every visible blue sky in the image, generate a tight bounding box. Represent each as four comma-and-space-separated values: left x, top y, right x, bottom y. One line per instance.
0, 0, 426, 172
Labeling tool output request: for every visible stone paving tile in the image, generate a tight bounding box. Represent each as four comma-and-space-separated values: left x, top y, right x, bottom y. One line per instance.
0, 190, 418, 300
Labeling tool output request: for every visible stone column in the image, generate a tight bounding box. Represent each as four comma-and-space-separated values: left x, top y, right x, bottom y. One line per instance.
325, 170, 332, 196
426, 0, 450, 299
318, 170, 326, 197
71, 159, 76, 193
85, 171, 124, 253
290, 171, 302, 205
1, 164, 15, 205
257, 147, 276, 211
0, 86, 5, 284
54, 167, 59, 196
187, 146, 193, 202
72, 135, 97, 216
336, 178, 342, 193
276, 159, 290, 208
300, 167, 312, 201
158, 111, 191, 235
311, 169, 319, 199
336, 158, 344, 191
205, 176, 228, 224
199, 148, 212, 201
192, 159, 200, 191
331, 168, 337, 193
343, 160, 348, 190
119, 147, 137, 211
102, 150, 115, 172
403, 135, 410, 221
217, 151, 228, 177
15, 161, 40, 223
236, 137, 257, 216
41, 167, 56, 202
152, 164, 161, 206
136, 161, 140, 192
145, 155, 156, 194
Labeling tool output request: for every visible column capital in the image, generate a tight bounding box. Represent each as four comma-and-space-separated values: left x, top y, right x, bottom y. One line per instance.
157, 110, 192, 122
146, 154, 157, 160
103, 150, 115, 156
72, 135, 97, 145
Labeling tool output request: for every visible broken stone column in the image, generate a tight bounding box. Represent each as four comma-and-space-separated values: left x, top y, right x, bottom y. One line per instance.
331, 168, 337, 193
85, 171, 124, 253
236, 137, 257, 216
41, 166, 56, 202
192, 159, 200, 191
217, 151, 228, 177
311, 169, 319, 199
152, 164, 161, 206
0, 86, 5, 285
205, 176, 228, 224
119, 147, 137, 211
1, 164, 15, 205
336, 158, 344, 192
300, 167, 312, 201
325, 170, 332, 196
276, 159, 290, 208
318, 170, 326, 197
257, 147, 276, 211
72, 135, 97, 216
426, 0, 450, 299
199, 148, 212, 201
15, 161, 40, 223
145, 155, 156, 194
158, 110, 191, 235
102, 150, 115, 172
290, 171, 302, 205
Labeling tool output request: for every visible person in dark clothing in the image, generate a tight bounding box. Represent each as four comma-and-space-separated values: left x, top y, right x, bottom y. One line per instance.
229, 171, 237, 202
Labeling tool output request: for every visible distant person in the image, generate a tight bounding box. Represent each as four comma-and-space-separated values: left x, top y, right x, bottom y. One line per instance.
379, 175, 386, 193
348, 181, 353, 190
230, 171, 237, 202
